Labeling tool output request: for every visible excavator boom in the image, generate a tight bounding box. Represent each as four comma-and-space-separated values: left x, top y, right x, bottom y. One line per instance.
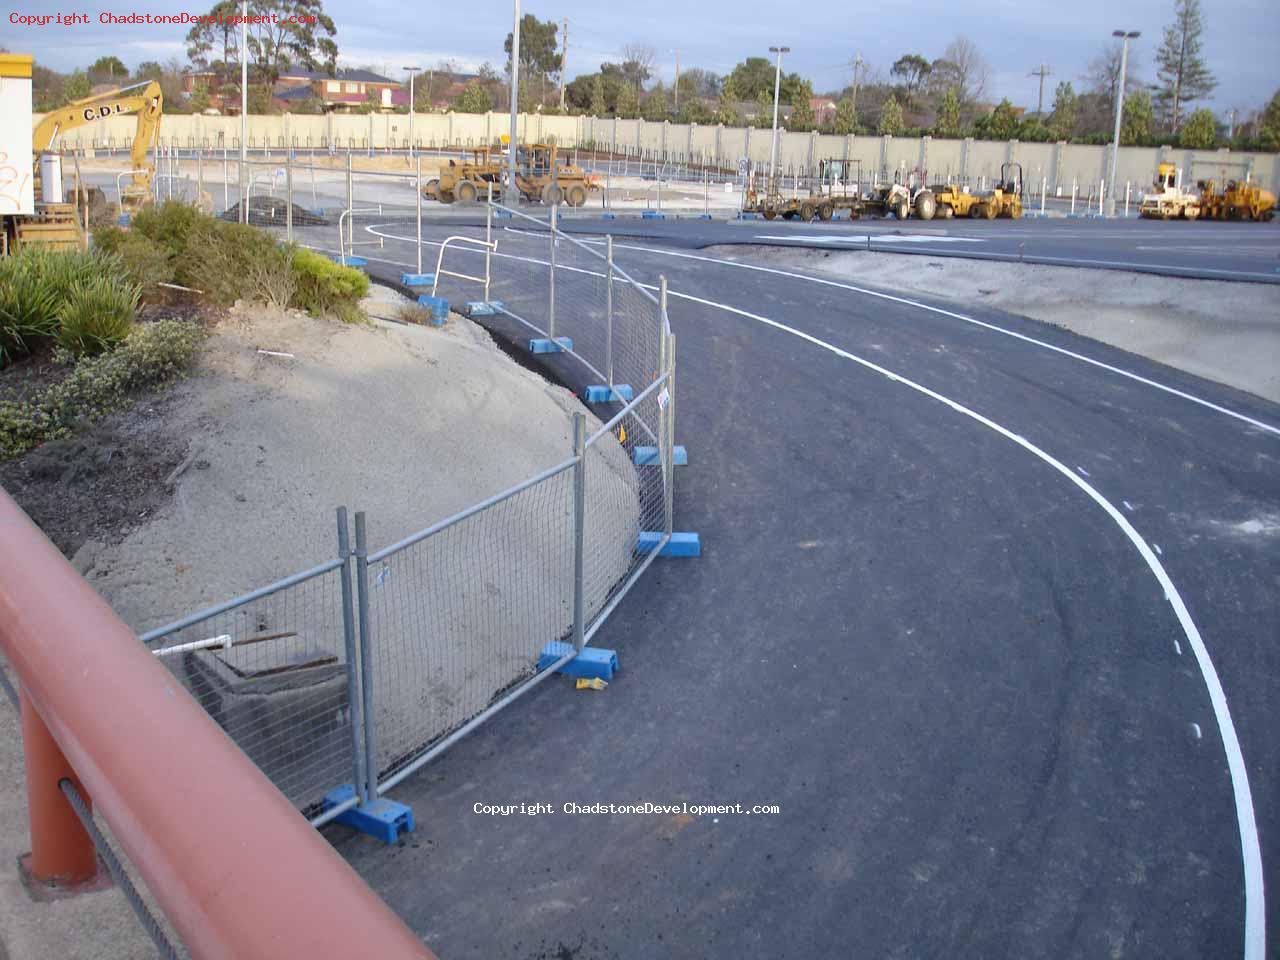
32, 80, 163, 195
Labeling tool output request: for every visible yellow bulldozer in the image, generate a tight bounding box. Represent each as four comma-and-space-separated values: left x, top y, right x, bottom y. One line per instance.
1196, 177, 1276, 222
3, 73, 162, 252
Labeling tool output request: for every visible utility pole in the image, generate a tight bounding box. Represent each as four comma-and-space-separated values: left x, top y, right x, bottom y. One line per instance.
849, 53, 863, 128
768, 45, 790, 178
1029, 64, 1052, 116
508, 0, 520, 203
1107, 30, 1139, 217
558, 18, 569, 111
1227, 107, 1237, 139
671, 48, 680, 113
404, 66, 420, 160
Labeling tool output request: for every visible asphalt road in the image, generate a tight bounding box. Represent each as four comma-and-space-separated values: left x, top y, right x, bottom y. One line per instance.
307, 217, 1279, 960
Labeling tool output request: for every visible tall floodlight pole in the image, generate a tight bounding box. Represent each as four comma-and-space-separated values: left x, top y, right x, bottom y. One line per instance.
558, 18, 569, 111
768, 45, 790, 178
1107, 30, 1139, 218
404, 66, 420, 160
239, 0, 248, 223
508, 0, 521, 204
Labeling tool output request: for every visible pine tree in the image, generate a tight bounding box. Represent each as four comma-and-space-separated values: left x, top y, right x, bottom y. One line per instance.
935, 89, 961, 138
1178, 107, 1218, 147
1154, 0, 1217, 132
754, 89, 773, 128
1259, 90, 1280, 151
717, 78, 740, 126
790, 82, 815, 132
641, 87, 669, 121
878, 95, 903, 136
834, 98, 857, 135
1048, 81, 1077, 141
454, 81, 492, 114
987, 99, 1019, 140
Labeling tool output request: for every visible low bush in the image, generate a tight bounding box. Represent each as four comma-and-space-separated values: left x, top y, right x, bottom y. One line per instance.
290, 248, 368, 321
131, 201, 206, 258
116, 234, 176, 296
181, 220, 284, 305
56, 276, 141, 356
0, 319, 204, 459
0, 258, 59, 365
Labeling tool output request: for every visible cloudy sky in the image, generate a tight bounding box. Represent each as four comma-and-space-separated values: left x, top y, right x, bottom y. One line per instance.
6, 0, 1278, 115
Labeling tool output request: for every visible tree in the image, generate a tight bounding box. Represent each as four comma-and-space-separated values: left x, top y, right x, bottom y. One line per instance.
620, 44, 655, 90
248, 83, 273, 114
1048, 81, 1077, 140
677, 99, 712, 124
88, 56, 128, 81
1154, 0, 1216, 132
454, 81, 492, 114
1178, 107, 1217, 147
678, 67, 720, 102
185, 1, 240, 85
716, 78, 740, 126
62, 70, 91, 104
941, 36, 989, 105
504, 14, 560, 105
1259, 90, 1280, 151
753, 89, 773, 128
890, 53, 932, 104
935, 88, 961, 138
615, 83, 639, 119
790, 80, 815, 131
1121, 89, 1154, 144
727, 57, 803, 102
641, 86, 669, 121
878, 94, 903, 136
984, 99, 1019, 140
135, 61, 164, 80
589, 74, 607, 116
238, 0, 337, 83
834, 98, 857, 135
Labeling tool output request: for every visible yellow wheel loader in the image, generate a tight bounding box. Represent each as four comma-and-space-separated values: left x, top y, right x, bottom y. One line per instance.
1196, 177, 1276, 222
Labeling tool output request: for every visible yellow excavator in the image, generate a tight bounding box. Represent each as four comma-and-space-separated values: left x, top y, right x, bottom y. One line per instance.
5, 79, 162, 252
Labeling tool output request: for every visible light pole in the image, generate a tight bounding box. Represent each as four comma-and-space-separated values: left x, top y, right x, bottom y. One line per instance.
768, 45, 790, 179
404, 66, 420, 160
239, 0, 248, 223
508, 0, 521, 204
670, 48, 680, 114
1107, 30, 1139, 218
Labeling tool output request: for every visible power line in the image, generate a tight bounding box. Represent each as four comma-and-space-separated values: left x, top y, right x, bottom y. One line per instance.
1029, 64, 1052, 116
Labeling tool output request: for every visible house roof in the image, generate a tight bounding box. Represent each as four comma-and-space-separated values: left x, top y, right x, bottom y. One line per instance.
184, 64, 397, 85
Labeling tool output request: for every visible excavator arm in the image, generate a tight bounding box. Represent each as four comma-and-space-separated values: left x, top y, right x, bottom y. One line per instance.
32, 80, 163, 196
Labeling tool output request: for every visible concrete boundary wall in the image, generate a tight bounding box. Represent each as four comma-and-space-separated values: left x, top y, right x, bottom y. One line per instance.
36, 110, 1279, 194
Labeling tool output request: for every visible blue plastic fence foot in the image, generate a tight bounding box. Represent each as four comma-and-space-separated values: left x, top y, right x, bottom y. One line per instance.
529, 336, 572, 354
583, 384, 635, 403
737, 212, 761, 220
401, 272, 435, 286
637, 531, 701, 557
117, 214, 131, 227
632, 445, 687, 466
538, 641, 619, 681
601, 212, 618, 220
463, 300, 505, 317
416, 294, 449, 325
322, 784, 415, 845
642, 210, 667, 220
697, 213, 713, 220
331, 254, 367, 267
494, 209, 513, 219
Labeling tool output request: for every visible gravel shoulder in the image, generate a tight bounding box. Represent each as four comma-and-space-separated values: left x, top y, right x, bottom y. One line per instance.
713, 246, 1280, 404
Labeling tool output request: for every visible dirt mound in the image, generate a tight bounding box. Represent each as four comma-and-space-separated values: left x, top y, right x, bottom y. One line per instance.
220, 196, 330, 226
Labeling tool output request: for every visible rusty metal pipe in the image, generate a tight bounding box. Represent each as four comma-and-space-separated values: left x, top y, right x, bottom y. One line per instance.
0, 490, 434, 960
20, 690, 97, 883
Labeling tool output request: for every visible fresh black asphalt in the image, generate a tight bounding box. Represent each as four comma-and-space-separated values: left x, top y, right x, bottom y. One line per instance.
310, 215, 1280, 959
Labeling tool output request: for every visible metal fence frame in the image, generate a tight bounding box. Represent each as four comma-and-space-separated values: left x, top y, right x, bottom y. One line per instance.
138, 201, 676, 823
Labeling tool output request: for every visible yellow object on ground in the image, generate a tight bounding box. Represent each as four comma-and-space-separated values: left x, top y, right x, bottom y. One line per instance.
576, 677, 608, 691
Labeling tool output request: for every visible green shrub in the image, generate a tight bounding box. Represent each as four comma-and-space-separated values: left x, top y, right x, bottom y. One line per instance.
116, 234, 175, 296
92, 224, 128, 256
56, 276, 141, 356
23, 246, 106, 306
181, 220, 282, 305
131, 200, 206, 258
0, 320, 204, 459
290, 248, 368, 320
0, 257, 59, 365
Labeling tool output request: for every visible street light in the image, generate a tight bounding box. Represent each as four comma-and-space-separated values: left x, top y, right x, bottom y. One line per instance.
768, 45, 790, 179
508, 0, 521, 204
404, 66, 421, 160
1107, 29, 1139, 218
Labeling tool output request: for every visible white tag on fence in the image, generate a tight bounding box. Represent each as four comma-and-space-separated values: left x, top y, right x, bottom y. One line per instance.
657, 389, 670, 410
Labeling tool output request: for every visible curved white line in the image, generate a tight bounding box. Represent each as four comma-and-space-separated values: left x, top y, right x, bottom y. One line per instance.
352, 223, 1267, 955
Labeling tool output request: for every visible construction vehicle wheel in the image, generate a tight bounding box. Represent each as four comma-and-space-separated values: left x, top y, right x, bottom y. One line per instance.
893, 199, 909, 220
799, 203, 816, 222
818, 202, 834, 221
1184, 206, 1200, 221
1010, 206, 1023, 219
849, 210, 861, 221
422, 178, 439, 199
1161, 211, 1171, 221
541, 184, 564, 206
437, 189, 455, 205
983, 202, 998, 220
456, 181, 478, 204
914, 191, 936, 221
782, 210, 797, 220
762, 210, 778, 220
969, 203, 985, 219
939, 204, 954, 219
567, 184, 588, 207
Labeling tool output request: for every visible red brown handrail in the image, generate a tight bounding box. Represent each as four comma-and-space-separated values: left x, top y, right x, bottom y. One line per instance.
0, 489, 435, 959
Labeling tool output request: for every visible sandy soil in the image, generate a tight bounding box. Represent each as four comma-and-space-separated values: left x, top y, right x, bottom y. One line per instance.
716, 246, 1280, 404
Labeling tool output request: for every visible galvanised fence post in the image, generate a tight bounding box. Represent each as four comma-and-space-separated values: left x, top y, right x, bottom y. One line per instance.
548, 202, 558, 339
335, 507, 367, 805
605, 235, 614, 390
572, 413, 586, 653
665, 332, 677, 537
353, 512, 378, 802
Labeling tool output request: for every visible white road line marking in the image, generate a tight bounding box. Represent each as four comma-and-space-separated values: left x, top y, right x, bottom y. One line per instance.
1192, 722, 1203, 740
1077, 466, 1091, 477
1176, 640, 1184, 656
1154, 543, 1163, 555
349, 226, 1269, 956
599, 241, 1280, 438
1123, 500, 1135, 511
751, 233, 985, 245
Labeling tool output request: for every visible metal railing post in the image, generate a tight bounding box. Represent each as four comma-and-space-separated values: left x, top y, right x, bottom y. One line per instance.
335, 507, 367, 805
353, 512, 378, 801
548, 202, 558, 339
346, 152, 354, 253
571, 413, 586, 653
605, 235, 615, 389
415, 153, 423, 276
485, 183, 494, 302
665, 330, 676, 537
197, 149, 204, 212
222, 150, 229, 215
285, 147, 294, 242
658, 274, 668, 374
